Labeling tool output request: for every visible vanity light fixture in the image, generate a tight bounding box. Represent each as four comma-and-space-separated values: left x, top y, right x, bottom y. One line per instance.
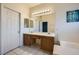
32, 8, 54, 16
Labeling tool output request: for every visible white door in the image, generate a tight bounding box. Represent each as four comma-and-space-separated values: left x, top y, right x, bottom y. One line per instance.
1, 7, 20, 54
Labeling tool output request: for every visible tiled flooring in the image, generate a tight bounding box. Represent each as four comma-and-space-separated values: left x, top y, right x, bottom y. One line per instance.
5, 46, 50, 55
5, 44, 79, 55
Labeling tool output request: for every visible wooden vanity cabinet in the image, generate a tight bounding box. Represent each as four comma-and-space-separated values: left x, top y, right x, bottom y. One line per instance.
23, 34, 54, 54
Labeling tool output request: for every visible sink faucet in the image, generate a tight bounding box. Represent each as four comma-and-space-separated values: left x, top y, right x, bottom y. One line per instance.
48, 32, 50, 34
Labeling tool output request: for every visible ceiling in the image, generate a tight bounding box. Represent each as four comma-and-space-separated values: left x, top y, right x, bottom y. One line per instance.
25, 3, 41, 8
4, 3, 41, 8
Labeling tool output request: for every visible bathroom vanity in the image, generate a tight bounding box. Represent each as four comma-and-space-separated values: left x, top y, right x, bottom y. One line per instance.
23, 32, 55, 54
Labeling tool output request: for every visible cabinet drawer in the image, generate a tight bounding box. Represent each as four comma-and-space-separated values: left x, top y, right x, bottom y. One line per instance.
31, 35, 39, 39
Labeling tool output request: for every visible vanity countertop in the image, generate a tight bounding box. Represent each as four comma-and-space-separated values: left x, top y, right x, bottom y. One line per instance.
24, 32, 55, 37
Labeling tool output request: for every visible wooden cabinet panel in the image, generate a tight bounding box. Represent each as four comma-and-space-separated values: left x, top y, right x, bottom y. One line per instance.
23, 34, 32, 46
31, 35, 39, 39
41, 37, 54, 54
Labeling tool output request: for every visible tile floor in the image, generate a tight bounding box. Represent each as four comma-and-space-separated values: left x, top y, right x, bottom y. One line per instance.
5, 44, 79, 55
5, 46, 51, 55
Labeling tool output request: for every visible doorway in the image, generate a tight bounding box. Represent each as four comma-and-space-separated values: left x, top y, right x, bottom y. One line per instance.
42, 22, 48, 32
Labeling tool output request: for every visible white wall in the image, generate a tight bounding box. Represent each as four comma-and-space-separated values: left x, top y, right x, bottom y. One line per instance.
0, 3, 1, 54
51, 3, 79, 55
2, 3, 30, 46
55, 3, 79, 44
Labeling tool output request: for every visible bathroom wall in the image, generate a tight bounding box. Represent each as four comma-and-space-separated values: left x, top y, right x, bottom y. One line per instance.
0, 3, 1, 54
55, 3, 79, 44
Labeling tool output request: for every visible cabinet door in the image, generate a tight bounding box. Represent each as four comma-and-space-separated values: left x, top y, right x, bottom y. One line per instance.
41, 37, 47, 50
23, 34, 32, 46
1, 7, 20, 54
41, 37, 54, 54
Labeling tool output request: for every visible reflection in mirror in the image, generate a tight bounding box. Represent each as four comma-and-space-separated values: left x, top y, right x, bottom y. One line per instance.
24, 18, 29, 28
30, 20, 33, 28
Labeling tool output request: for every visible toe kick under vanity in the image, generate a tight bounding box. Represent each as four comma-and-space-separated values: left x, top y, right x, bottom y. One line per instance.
23, 32, 55, 54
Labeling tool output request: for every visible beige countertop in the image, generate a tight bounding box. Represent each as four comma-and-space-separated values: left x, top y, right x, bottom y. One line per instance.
24, 32, 55, 37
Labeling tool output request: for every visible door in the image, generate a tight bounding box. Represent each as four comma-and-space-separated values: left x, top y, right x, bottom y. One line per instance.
1, 7, 20, 54
42, 22, 48, 32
